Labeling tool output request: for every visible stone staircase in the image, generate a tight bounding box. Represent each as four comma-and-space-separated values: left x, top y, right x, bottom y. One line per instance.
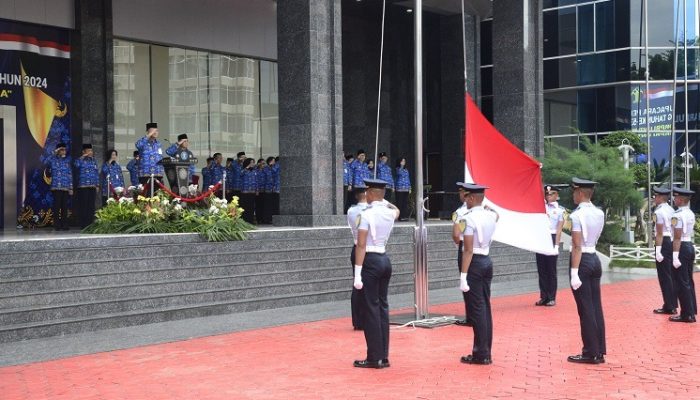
0, 224, 567, 342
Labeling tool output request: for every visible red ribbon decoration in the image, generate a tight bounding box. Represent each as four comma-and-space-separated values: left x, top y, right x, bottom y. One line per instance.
154, 181, 223, 203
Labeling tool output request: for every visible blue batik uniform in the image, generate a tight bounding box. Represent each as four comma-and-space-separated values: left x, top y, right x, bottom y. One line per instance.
210, 163, 225, 186
44, 155, 73, 191
126, 159, 139, 186
395, 167, 411, 191
232, 162, 243, 191
271, 163, 280, 193
202, 165, 211, 189
377, 161, 394, 189
343, 160, 351, 186
101, 162, 125, 196
165, 144, 196, 177
241, 169, 258, 193
257, 166, 269, 192
135, 136, 164, 177
351, 160, 371, 188
263, 165, 274, 192
225, 165, 235, 190
74, 157, 99, 188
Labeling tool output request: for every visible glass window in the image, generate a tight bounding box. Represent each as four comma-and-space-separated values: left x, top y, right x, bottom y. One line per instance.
113, 39, 279, 184
595, 1, 616, 51
480, 97, 493, 123
543, 8, 577, 58
545, 90, 577, 136
578, 88, 596, 133
648, 49, 675, 80
546, 135, 579, 152
543, 0, 578, 9
544, 57, 577, 89
480, 20, 492, 66
647, 0, 681, 47
596, 86, 618, 132
480, 67, 492, 96
578, 4, 594, 53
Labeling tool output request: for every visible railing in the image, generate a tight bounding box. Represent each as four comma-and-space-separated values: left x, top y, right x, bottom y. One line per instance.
610, 244, 700, 262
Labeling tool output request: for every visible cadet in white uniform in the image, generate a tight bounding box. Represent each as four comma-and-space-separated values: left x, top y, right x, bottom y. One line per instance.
567, 177, 606, 365
670, 187, 697, 323
652, 186, 678, 315
458, 183, 498, 365
535, 185, 565, 307
452, 182, 471, 326
353, 178, 400, 369
347, 187, 369, 330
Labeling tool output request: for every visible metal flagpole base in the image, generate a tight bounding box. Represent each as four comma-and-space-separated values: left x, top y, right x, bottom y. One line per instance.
390, 312, 458, 329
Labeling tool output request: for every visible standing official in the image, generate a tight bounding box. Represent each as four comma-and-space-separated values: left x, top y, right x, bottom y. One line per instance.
347, 187, 369, 330
45, 142, 73, 230
240, 158, 257, 224
452, 183, 471, 326
73, 144, 99, 228
567, 177, 606, 364
100, 149, 125, 205
350, 150, 370, 204
652, 187, 678, 315
376, 152, 395, 200
135, 122, 164, 185
353, 179, 400, 369
458, 183, 498, 365
535, 185, 565, 307
343, 154, 354, 213
232, 151, 246, 198
165, 134, 196, 183
395, 158, 411, 221
126, 151, 140, 187
202, 157, 214, 191
670, 187, 697, 323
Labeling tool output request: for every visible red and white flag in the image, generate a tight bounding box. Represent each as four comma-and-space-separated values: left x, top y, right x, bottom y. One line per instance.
464, 94, 554, 254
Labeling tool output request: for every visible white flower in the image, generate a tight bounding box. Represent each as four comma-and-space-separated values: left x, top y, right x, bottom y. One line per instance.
188, 184, 198, 195
127, 186, 136, 192
119, 197, 134, 204
106, 197, 116, 204
114, 187, 124, 195
172, 197, 181, 203
208, 185, 215, 190
208, 205, 220, 214
173, 204, 183, 211
161, 199, 169, 205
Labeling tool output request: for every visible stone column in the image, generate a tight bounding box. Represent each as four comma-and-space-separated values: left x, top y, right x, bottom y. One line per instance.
439, 13, 479, 214
274, 0, 344, 226
492, 0, 543, 158
72, 0, 114, 164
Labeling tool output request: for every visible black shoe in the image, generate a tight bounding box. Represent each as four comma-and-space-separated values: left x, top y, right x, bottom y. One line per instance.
535, 299, 547, 306
353, 359, 389, 369
460, 354, 492, 365
669, 315, 696, 323
455, 319, 473, 326
545, 300, 556, 307
353, 326, 363, 331
653, 308, 677, 315
567, 354, 603, 364
382, 359, 390, 367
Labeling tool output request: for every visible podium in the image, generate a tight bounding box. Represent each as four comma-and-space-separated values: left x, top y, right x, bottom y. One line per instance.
158, 149, 197, 196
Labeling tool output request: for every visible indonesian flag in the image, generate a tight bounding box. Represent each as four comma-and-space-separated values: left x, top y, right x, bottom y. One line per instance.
464, 94, 554, 254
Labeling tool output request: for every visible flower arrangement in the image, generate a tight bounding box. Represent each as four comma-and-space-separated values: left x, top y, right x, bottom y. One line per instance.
83, 189, 253, 241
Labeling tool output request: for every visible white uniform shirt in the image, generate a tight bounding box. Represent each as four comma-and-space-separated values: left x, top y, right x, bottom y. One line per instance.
546, 201, 565, 234
570, 202, 605, 249
358, 200, 396, 251
460, 205, 497, 253
347, 202, 368, 244
453, 203, 469, 242
673, 205, 695, 241
653, 202, 675, 237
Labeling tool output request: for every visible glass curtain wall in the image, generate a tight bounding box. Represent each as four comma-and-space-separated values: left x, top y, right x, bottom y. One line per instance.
113, 39, 279, 180
538, 0, 700, 175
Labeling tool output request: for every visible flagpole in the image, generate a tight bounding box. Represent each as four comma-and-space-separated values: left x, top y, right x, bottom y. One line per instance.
644, 0, 653, 247
413, 0, 429, 320
670, 1, 681, 191
683, 0, 690, 188
372, 0, 387, 179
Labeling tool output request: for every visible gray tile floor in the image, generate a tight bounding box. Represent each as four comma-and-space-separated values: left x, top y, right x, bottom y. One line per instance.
0, 271, 652, 367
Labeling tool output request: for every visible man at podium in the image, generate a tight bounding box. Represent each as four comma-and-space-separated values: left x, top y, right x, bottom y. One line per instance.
165, 134, 197, 184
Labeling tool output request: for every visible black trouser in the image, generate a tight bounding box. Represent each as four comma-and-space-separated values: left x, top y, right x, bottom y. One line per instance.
138, 176, 162, 193
271, 192, 280, 217
467, 254, 493, 359
240, 192, 256, 224
51, 190, 70, 229
255, 193, 265, 224
457, 241, 469, 320
571, 253, 606, 357
260, 192, 273, 224
656, 237, 677, 311
673, 242, 697, 317
350, 246, 363, 329
395, 190, 409, 220
361, 252, 392, 362
75, 187, 96, 228
535, 234, 559, 302
343, 185, 351, 214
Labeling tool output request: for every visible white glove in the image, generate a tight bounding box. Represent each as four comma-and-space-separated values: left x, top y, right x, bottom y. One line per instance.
552, 244, 559, 255
570, 268, 582, 290
655, 246, 664, 263
673, 252, 681, 269
353, 265, 363, 289
459, 272, 470, 292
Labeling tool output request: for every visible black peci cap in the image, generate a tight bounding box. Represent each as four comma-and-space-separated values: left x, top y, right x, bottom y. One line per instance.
378, 152, 387, 158
55, 142, 67, 150
146, 122, 158, 130
177, 134, 188, 141
237, 151, 246, 158
82, 143, 92, 150
133, 151, 139, 157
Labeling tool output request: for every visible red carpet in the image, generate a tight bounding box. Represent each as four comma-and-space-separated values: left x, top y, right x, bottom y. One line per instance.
1, 277, 699, 399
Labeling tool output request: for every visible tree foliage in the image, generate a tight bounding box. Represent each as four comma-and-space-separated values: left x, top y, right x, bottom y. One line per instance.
541, 140, 644, 214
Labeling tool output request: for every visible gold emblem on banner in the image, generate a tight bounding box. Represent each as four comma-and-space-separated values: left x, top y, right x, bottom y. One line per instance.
21, 62, 67, 149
